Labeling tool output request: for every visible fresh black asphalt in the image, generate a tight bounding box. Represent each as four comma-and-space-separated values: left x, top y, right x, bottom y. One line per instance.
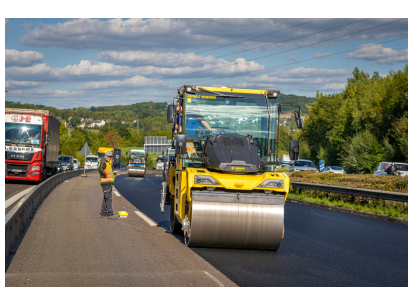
114, 174, 408, 287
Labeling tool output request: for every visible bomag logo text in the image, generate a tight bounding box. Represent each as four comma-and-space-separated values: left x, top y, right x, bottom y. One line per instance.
231, 166, 246, 171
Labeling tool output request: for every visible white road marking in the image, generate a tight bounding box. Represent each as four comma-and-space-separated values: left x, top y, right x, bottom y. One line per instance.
134, 210, 158, 227
113, 191, 120, 197
203, 271, 225, 287
5, 186, 36, 209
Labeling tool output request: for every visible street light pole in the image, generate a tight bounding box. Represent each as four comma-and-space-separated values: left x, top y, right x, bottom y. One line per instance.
81, 143, 88, 177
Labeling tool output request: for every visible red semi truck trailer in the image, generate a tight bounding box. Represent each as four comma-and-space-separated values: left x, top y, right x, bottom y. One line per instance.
5, 108, 60, 182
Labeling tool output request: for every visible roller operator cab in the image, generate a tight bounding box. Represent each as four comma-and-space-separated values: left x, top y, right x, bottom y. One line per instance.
160, 85, 302, 250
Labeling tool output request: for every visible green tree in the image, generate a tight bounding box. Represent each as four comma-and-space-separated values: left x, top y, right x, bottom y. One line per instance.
340, 130, 383, 174
70, 116, 81, 126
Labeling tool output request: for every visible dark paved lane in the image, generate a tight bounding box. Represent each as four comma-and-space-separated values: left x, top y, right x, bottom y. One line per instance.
114, 175, 408, 287
5, 180, 37, 199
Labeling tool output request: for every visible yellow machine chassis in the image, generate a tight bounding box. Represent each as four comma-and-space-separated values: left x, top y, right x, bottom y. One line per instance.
169, 164, 288, 250
166, 85, 289, 250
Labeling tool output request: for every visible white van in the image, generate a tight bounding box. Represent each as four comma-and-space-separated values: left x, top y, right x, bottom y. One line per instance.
85, 155, 99, 169
73, 158, 79, 170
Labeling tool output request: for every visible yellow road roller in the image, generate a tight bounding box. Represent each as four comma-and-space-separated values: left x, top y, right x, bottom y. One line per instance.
160, 85, 302, 250
127, 149, 147, 177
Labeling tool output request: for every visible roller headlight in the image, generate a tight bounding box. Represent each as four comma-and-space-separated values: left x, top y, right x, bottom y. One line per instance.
194, 175, 220, 185
31, 166, 41, 170
258, 179, 284, 189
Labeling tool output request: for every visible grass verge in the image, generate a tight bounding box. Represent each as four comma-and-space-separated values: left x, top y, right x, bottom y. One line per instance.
287, 192, 408, 220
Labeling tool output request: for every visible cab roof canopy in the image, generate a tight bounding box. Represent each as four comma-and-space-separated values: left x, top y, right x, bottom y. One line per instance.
177, 85, 279, 97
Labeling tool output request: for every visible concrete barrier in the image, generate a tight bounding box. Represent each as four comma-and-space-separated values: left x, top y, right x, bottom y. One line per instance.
5, 169, 96, 268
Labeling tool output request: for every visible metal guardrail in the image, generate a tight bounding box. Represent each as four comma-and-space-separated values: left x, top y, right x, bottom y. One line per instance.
5, 169, 96, 269
290, 182, 408, 202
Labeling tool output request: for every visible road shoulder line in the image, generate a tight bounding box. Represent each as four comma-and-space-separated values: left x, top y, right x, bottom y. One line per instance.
203, 271, 225, 287
5, 186, 36, 209
134, 210, 158, 226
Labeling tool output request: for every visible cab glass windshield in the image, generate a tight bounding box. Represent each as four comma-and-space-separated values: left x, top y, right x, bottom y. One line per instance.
329, 166, 343, 170
184, 92, 277, 166
129, 151, 145, 161
5, 123, 42, 147
295, 160, 316, 167
59, 156, 71, 162
86, 157, 98, 163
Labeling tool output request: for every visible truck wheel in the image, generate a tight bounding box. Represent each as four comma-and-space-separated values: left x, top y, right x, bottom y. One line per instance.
169, 203, 182, 235
42, 169, 47, 181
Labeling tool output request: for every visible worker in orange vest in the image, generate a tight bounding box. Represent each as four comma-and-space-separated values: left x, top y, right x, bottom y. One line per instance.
98, 150, 117, 219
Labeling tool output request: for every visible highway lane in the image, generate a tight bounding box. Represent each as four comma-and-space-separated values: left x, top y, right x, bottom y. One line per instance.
5, 180, 36, 199
114, 174, 408, 287
5, 170, 83, 214
5, 180, 38, 215
6, 171, 237, 287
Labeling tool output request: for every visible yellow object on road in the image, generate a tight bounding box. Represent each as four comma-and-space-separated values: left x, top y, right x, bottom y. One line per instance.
118, 210, 128, 218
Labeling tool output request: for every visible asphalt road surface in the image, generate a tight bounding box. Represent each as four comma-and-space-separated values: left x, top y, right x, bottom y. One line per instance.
5, 180, 36, 199
5, 180, 39, 214
114, 174, 408, 287
6, 172, 236, 287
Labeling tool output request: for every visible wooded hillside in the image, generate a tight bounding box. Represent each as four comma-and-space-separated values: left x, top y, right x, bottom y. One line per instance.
298, 65, 408, 174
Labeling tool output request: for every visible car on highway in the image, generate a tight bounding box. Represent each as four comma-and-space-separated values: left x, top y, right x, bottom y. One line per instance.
58, 155, 73, 171
373, 162, 408, 177
73, 158, 79, 170
156, 156, 166, 170
85, 155, 99, 169
57, 160, 62, 173
291, 159, 318, 173
325, 166, 346, 174
281, 164, 292, 170
120, 163, 127, 170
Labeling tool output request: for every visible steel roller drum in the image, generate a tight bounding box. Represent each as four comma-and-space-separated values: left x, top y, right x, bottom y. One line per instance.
187, 191, 284, 250
128, 168, 145, 177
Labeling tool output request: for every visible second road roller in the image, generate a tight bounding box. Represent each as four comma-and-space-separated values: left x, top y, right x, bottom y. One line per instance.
127, 149, 147, 177
160, 85, 303, 250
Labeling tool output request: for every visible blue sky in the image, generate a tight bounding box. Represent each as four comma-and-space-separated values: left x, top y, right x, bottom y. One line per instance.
4, 16, 408, 110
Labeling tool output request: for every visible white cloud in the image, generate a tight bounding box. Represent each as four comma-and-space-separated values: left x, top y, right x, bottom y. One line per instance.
98, 50, 215, 67
319, 83, 346, 90
5, 80, 48, 89
241, 67, 351, 94
6, 56, 264, 88
76, 75, 169, 90
6, 60, 131, 81
288, 55, 300, 63
314, 52, 330, 58
344, 44, 408, 64
5, 49, 44, 67
22, 23, 33, 31
20, 18, 408, 51
252, 67, 351, 79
